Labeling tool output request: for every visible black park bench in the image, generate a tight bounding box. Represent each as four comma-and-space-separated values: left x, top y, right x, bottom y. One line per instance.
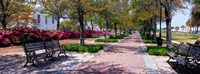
44, 40, 67, 57
23, 42, 54, 67
167, 42, 189, 62
168, 43, 200, 71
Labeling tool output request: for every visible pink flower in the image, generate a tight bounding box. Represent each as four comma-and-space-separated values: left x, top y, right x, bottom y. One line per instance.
23, 29, 29, 33
11, 36, 19, 41
0, 35, 3, 40
2, 38, 10, 44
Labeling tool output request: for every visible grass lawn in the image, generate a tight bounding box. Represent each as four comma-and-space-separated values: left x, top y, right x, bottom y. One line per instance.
140, 34, 166, 43
160, 32, 200, 43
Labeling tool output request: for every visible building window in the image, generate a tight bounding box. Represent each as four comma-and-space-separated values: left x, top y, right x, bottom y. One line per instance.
45, 17, 47, 24
37, 14, 40, 23
52, 16, 54, 24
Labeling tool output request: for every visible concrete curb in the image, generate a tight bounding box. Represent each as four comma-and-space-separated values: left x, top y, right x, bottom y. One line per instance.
138, 33, 160, 74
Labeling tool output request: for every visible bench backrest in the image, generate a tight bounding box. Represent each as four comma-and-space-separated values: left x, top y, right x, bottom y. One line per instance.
177, 42, 189, 55
188, 44, 200, 61
45, 40, 60, 49
24, 42, 45, 51
172, 43, 179, 48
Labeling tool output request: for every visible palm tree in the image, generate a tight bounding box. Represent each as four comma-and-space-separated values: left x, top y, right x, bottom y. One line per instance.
191, 0, 200, 34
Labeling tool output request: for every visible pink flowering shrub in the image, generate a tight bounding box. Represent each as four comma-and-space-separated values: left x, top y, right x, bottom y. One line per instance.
0, 31, 11, 46
0, 27, 105, 47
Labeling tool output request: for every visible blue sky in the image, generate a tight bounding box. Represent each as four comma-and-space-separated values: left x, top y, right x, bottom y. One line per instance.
160, 3, 193, 28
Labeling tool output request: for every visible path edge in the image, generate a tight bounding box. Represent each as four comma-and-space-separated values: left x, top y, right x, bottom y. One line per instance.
138, 32, 160, 74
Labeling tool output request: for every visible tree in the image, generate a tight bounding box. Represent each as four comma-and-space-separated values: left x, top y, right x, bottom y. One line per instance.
67, 0, 92, 45
0, 0, 33, 30
175, 26, 179, 31
161, 0, 185, 48
90, 0, 119, 38
186, 19, 192, 33
181, 25, 186, 28
191, 0, 200, 33
41, 0, 68, 30
131, 0, 160, 40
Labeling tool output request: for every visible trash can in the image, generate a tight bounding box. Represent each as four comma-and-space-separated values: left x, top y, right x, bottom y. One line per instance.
156, 37, 163, 46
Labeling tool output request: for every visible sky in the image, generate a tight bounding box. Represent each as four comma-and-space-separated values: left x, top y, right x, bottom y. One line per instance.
159, 3, 193, 28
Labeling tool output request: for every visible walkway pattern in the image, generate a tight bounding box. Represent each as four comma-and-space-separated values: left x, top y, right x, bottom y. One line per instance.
69, 34, 146, 74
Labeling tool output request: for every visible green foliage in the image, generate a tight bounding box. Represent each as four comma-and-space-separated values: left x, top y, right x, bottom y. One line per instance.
95, 38, 118, 42
64, 44, 103, 53
147, 46, 169, 56
143, 39, 157, 43
109, 34, 129, 39
41, 0, 68, 30
140, 34, 166, 43
0, 0, 33, 29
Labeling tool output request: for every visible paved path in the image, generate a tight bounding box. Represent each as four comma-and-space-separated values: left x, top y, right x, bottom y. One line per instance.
69, 34, 146, 74
0, 33, 162, 74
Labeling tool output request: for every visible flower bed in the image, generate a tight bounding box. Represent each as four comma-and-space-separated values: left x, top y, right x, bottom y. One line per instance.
0, 27, 105, 47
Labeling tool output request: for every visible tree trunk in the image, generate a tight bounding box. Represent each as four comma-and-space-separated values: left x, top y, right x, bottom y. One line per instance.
56, 18, 60, 30
105, 17, 109, 38
1, 18, 7, 30
197, 26, 199, 34
153, 21, 157, 40
1, 1, 7, 30
77, 5, 85, 45
90, 20, 94, 31
159, 1, 162, 39
114, 23, 117, 36
164, 3, 172, 48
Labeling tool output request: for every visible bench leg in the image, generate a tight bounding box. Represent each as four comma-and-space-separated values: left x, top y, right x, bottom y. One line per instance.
58, 50, 67, 57
44, 53, 54, 61
24, 56, 36, 67
167, 57, 172, 62
24, 59, 29, 67
64, 51, 67, 57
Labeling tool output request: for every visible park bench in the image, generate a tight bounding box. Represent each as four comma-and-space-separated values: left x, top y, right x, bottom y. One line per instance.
167, 42, 189, 62
169, 43, 200, 71
23, 42, 54, 66
44, 40, 67, 57
183, 44, 200, 70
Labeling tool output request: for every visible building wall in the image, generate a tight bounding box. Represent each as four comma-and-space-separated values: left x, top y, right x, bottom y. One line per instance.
32, 7, 57, 30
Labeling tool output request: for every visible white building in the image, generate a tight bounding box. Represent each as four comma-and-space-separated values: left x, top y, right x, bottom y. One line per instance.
179, 26, 190, 33
32, 5, 57, 30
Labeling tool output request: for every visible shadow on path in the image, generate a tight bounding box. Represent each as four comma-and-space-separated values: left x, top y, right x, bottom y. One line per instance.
69, 61, 137, 74
0, 55, 77, 74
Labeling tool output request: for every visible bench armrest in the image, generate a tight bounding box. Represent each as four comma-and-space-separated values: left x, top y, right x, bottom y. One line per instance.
25, 50, 36, 58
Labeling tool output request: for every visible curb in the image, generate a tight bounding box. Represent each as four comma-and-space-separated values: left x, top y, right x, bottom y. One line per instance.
138, 33, 160, 74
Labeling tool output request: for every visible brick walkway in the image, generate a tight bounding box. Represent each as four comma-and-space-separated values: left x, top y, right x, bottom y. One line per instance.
69, 34, 146, 74
0, 34, 150, 74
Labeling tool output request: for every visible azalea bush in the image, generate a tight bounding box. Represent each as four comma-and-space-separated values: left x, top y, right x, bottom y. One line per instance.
0, 30, 11, 46
0, 27, 105, 47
